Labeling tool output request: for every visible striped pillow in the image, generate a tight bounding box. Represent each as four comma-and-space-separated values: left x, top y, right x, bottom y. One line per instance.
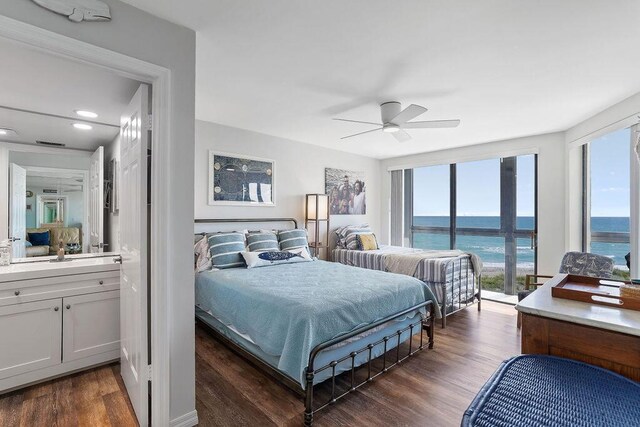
208, 232, 246, 269
246, 232, 279, 252
336, 224, 370, 248
344, 227, 373, 250
278, 229, 309, 252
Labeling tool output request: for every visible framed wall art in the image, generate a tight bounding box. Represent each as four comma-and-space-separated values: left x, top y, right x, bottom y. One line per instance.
208, 151, 275, 206
325, 168, 366, 215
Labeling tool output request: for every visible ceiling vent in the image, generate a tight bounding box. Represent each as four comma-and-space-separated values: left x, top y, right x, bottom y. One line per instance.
36, 140, 66, 147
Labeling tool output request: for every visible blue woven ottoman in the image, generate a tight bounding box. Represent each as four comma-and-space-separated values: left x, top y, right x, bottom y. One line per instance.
462, 355, 640, 427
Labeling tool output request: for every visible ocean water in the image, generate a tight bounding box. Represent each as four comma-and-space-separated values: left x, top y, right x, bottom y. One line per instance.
412, 216, 630, 268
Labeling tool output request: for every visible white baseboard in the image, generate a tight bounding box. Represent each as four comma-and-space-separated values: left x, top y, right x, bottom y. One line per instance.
170, 410, 198, 427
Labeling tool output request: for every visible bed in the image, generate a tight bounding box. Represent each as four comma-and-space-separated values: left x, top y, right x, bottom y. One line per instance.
194, 218, 438, 426
333, 245, 481, 327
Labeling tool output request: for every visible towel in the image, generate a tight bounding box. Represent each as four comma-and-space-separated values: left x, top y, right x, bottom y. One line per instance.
384, 249, 483, 277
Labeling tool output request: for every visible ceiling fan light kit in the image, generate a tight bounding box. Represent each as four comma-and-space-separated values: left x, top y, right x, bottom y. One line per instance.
334, 101, 461, 142
382, 123, 400, 133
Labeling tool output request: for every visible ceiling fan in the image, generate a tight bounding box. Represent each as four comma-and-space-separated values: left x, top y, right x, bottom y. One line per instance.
334, 101, 460, 142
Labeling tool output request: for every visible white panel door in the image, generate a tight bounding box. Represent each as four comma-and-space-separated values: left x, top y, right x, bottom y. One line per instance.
9, 163, 26, 258
89, 146, 104, 253
63, 290, 120, 362
0, 299, 62, 380
119, 84, 149, 426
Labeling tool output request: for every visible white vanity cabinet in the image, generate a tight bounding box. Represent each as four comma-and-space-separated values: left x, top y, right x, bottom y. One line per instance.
0, 257, 120, 393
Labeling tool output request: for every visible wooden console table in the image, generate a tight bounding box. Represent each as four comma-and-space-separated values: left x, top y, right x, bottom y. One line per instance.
516, 274, 640, 382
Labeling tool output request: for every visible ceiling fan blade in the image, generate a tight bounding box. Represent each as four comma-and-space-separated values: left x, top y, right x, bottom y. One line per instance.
333, 118, 382, 126
341, 127, 383, 140
390, 104, 427, 124
403, 119, 461, 129
392, 129, 411, 143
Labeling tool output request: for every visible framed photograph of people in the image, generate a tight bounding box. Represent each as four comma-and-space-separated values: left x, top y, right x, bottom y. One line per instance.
208, 151, 275, 206
325, 168, 366, 215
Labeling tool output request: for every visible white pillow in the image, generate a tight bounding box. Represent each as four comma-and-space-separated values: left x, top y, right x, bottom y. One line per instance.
194, 236, 212, 272
241, 248, 313, 269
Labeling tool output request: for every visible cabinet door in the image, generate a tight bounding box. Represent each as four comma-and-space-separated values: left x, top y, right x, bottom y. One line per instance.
0, 299, 62, 380
63, 290, 120, 363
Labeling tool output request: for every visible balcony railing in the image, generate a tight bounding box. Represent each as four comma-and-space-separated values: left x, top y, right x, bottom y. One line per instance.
590, 231, 630, 244
411, 226, 533, 239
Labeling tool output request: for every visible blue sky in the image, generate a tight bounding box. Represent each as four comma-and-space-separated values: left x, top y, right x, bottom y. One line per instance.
590, 127, 631, 217
413, 128, 630, 218
413, 155, 535, 217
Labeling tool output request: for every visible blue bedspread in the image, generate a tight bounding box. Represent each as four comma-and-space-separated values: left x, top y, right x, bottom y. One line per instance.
195, 260, 439, 386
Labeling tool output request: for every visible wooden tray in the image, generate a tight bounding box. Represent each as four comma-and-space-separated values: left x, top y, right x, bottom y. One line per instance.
551, 274, 640, 311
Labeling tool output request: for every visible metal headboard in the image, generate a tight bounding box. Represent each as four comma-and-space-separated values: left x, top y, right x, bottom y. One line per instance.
194, 218, 298, 233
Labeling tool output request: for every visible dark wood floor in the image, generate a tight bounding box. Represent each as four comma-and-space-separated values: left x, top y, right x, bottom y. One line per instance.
0, 301, 520, 427
0, 363, 138, 427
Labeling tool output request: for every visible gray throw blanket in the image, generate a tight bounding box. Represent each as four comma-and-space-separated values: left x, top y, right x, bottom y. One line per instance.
384, 249, 483, 278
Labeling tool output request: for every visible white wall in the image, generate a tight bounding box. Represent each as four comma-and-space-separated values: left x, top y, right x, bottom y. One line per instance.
195, 120, 382, 236
0, 2, 197, 423
379, 132, 567, 275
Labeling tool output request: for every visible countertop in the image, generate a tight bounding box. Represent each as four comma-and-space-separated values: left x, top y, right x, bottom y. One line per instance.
0, 254, 121, 283
516, 276, 640, 337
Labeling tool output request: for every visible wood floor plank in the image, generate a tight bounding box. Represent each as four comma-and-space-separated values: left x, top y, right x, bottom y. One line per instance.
195, 352, 278, 426
51, 377, 78, 427
196, 327, 302, 424
103, 391, 138, 427
19, 394, 55, 427
94, 365, 121, 396
0, 393, 23, 427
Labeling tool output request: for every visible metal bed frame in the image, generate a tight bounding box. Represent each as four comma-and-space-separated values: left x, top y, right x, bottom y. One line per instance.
436, 257, 481, 328
194, 218, 436, 426
332, 248, 481, 328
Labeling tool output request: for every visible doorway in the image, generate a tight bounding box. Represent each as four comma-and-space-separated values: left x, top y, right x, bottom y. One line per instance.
0, 19, 169, 426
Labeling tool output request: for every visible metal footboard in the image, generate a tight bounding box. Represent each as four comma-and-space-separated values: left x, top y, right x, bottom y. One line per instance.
438, 257, 481, 328
303, 300, 435, 426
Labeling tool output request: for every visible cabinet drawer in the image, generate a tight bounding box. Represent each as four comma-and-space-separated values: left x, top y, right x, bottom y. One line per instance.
0, 272, 119, 307
0, 299, 62, 380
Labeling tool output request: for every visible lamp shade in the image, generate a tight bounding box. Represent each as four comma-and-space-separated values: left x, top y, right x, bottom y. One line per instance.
306, 194, 329, 220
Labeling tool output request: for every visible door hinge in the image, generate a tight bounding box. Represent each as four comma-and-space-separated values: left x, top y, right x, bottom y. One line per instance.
147, 364, 153, 381
145, 114, 153, 132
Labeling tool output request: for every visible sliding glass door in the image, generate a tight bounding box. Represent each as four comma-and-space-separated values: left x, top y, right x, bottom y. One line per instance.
411, 154, 538, 296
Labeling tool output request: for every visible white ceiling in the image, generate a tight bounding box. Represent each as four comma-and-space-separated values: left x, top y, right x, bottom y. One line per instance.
121, 0, 640, 159
0, 37, 140, 151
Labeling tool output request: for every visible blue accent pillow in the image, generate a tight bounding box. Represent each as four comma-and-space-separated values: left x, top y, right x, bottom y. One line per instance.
246, 232, 279, 252
278, 229, 309, 253
208, 232, 246, 269
28, 231, 50, 246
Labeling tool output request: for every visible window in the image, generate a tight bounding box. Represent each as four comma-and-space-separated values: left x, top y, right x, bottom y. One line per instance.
585, 128, 631, 279
412, 165, 450, 250
410, 154, 537, 296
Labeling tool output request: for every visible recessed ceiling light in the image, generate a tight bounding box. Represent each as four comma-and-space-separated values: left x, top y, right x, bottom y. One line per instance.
0, 130, 6, 135
72, 123, 93, 130
74, 110, 98, 119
